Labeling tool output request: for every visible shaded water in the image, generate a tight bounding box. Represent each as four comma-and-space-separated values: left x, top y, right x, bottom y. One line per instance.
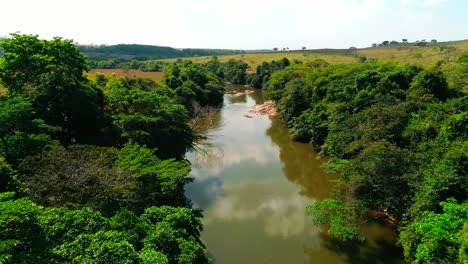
185, 85, 403, 264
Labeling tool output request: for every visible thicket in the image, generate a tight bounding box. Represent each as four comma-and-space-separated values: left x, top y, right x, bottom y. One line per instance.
264, 58, 467, 263
0, 34, 225, 263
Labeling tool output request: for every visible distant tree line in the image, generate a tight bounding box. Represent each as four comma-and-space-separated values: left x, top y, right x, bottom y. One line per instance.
80, 44, 244, 62
371, 38, 439, 47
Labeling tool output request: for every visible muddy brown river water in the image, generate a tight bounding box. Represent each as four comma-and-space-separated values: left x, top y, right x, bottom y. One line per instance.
185, 85, 404, 264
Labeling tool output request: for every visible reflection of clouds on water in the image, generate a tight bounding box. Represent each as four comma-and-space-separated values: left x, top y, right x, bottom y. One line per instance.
203, 182, 320, 240
190, 143, 278, 179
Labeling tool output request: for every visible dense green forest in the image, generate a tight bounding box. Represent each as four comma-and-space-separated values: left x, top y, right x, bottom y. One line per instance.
250, 56, 467, 263
0, 34, 225, 263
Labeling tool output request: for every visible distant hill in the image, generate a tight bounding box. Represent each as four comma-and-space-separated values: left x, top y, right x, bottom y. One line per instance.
159, 39, 468, 69
78, 44, 245, 61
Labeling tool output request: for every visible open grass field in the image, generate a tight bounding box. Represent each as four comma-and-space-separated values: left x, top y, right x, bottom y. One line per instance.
87, 69, 164, 82
357, 40, 468, 65
160, 40, 468, 69
160, 51, 357, 70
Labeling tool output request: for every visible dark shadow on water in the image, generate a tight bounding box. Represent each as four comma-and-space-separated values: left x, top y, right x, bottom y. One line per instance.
185, 176, 223, 210
265, 116, 337, 200
311, 232, 404, 264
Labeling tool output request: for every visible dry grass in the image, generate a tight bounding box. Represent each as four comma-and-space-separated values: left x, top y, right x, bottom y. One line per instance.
160, 51, 358, 70
357, 40, 468, 65
159, 40, 468, 69
87, 69, 164, 82
0, 85, 6, 94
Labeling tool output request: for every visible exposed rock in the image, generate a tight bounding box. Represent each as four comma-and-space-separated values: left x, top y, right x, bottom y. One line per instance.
249, 100, 278, 116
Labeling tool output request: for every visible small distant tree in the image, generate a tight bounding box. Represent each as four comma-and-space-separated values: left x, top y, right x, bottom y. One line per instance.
349, 46, 357, 50
431, 39, 437, 44
390, 40, 399, 45
382, 40, 390, 46
371, 43, 377, 48
302, 47, 306, 50
273, 47, 278, 51
416, 40, 427, 47
402, 39, 408, 43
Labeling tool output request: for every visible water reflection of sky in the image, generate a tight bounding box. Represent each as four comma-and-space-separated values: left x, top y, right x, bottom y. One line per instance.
185, 87, 403, 264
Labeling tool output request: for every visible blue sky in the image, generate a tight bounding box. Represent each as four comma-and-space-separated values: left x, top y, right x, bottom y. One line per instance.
1, 0, 467, 49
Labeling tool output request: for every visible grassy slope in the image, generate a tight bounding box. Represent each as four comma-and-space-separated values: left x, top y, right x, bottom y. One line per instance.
159, 40, 468, 69
86, 69, 164, 82
160, 51, 357, 70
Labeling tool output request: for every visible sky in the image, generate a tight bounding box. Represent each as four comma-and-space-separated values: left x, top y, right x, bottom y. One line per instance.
1, 0, 467, 50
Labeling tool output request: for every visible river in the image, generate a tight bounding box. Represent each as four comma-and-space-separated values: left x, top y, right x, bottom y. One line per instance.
185, 85, 403, 264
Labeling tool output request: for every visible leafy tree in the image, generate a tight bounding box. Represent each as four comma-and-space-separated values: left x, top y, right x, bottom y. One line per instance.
277, 78, 311, 123
0, 157, 15, 192
0, 34, 107, 144
400, 198, 468, 264
218, 59, 248, 84
117, 143, 192, 208
107, 86, 194, 158
307, 192, 365, 241
0, 194, 207, 264
248, 58, 290, 89
163, 60, 224, 110
409, 68, 450, 100
0, 192, 48, 263
0, 96, 59, 164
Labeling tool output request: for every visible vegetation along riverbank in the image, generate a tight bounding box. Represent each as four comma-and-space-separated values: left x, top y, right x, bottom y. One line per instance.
0, 32, 467, 263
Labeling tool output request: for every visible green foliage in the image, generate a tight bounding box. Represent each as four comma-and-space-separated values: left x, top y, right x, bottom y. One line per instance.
0, 192, 48, 263
140, 249, 169, 264
0, 34, 207, 263
400, 198, 468, 264
0, 157, 14, 192
277, 78, 311, 123
267, 59, 467, 261
205, 58, 248, 85
409, 68, 449, 100
118, 143, 192, 207
247, 58, 290, 88
0, 34, 107, 144
0, 96, 59, 164
107, 85, 194, 158
163, 60, 224, 110
306, 193, 364, 241
18, 144, 193, 214
0, 194, 207, 264
458, 52, 468, 64
223, 59, 247, 83
79, 43, 243, 62
264, 63, 308, 101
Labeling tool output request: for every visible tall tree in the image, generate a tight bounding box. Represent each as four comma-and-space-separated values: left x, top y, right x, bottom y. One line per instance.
0, 34, 106, 144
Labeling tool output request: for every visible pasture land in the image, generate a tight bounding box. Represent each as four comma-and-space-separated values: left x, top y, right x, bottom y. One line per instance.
159, 40, 468, 69
88, 69, 164, 82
